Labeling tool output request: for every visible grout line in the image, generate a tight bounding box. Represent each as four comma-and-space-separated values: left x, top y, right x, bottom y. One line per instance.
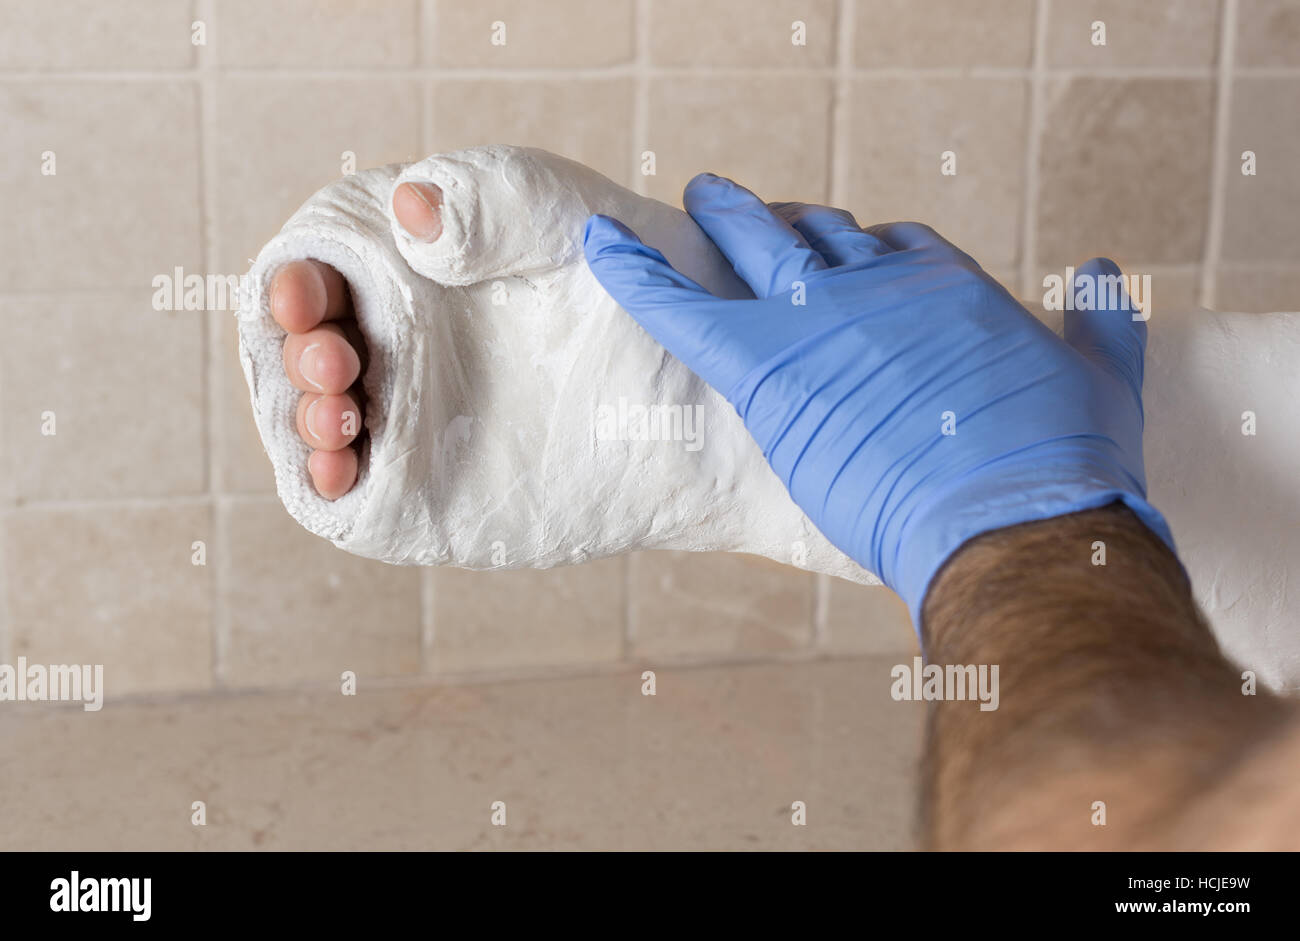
1200, 0, 1238, 311
194, 0, 226, 688
996, 66, 1216, 79
625, 553, 637, 657
16, 650, 1288, 715
813, 574, 831, 649
1194, 261, 1300, 272
196, 11, 215, 497
0, 65, 1249, 81
0, 555, 8, 664
420, 0, 436, 68
0, 492, 279, 514
1019, 0, 1050, 296
815, 0, 852, 650
618, 555, 631, 662
631, 0, 650, 194
0, 469, 8, 664
420, 569, 436, 672
829, 0, 853, 206
212, 494, 232, 688
0, 289, 229, 299
422, 78, 435, 155
421, 0, 436, 152
0, 169, 7, 661
46, 646, 889, 711
1233, 65, 1300, 76
1, 495, 227, 514
0, 71, 206, 81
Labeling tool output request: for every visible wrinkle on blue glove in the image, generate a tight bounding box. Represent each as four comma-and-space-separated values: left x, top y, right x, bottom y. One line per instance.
584, 175, 1179, 638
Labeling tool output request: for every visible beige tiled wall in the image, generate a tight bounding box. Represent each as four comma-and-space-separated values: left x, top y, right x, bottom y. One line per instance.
1, 0, 1293, 696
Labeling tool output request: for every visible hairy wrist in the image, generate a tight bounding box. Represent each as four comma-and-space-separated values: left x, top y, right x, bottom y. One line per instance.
920, 502, 1196, 659
918, 502, 1297, 849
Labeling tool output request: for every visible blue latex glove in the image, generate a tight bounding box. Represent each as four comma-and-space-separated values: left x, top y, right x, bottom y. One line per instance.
583, 173, 1177, 633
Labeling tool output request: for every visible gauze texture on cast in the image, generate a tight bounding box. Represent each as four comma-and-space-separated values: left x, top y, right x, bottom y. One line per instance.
238, 146, 876, 582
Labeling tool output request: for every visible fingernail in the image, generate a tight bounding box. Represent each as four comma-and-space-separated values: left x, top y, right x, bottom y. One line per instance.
299, 343, 324, 391
305, 399, 323, 441
400, 182, 443, 242
270, 273, 284, 319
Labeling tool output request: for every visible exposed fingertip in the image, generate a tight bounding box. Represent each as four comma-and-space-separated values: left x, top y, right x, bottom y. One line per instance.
270, 259, 328, 333
308, 447, 359, 501
392, 181, 443, 242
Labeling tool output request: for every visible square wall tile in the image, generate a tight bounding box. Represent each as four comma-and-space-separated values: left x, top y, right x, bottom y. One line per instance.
0, 81, 201, 291
1215, 268, 1300, 312
223, 501, 422, 686
213, 312, 275, 494
0, 0, 195, 69
5, 505, 213, 695
431, 0, 634, 67
1, 292, 204, 500
651, 0, 836, 67
823, 581, 919, 656
842, 78, 1027, 269
1046, 0, 1220, 68
1236, 0, 1300, 66
213, 77, 421, 275
1036, 78, 1213, 267
1221, 78, 1300, 264
629, 551, 813, 659
646, 76, 832, 205
214, 0, 420, 68
431, 558, 625, 673
854, 0, 1035, 68
432, 79, 634, 186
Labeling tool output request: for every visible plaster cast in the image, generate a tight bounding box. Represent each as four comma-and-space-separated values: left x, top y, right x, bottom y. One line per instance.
237, 146, 1300, 688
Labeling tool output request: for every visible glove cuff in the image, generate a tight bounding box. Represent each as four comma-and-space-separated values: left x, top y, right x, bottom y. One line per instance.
893, 475, 1178, 642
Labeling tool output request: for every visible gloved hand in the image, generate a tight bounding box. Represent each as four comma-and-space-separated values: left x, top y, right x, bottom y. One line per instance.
583, 173, 1177, 633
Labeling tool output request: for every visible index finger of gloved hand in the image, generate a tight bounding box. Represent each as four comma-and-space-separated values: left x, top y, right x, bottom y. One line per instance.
682, 173, 827, 298
863, 220, 984, 272
1063, 256, 1148, 395
863, 221, 960, 253
768, 201, 892, 267
584, 214, 743, 390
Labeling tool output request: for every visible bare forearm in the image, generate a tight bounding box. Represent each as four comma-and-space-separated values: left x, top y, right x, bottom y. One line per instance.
920, 503, 1297, 849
